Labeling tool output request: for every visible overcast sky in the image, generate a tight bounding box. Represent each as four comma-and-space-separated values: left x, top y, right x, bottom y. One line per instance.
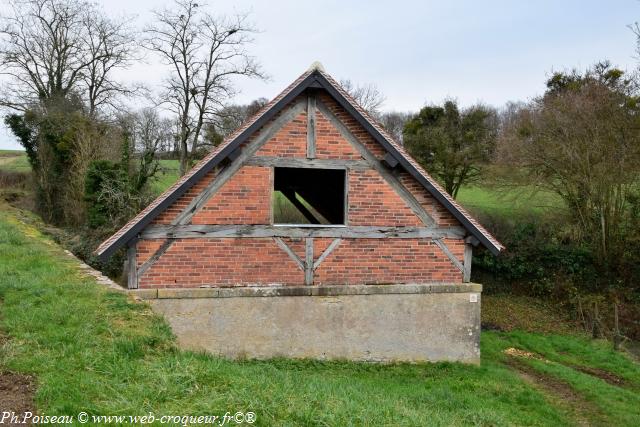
1, 0, 639, 149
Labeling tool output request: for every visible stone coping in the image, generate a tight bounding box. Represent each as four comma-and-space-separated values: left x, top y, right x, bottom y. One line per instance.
130, 283, 482, 300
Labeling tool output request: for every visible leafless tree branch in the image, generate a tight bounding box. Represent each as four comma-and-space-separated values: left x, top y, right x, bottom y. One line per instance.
144, 0, 264, 175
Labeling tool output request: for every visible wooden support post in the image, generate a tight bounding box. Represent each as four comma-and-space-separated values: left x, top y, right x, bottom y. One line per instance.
313, 238, 341, 269
307, 95, 316, 159
142, 224, 467, 240
141, 224, 465, 240
228, 146, 242, 161
305, 238, 314, 285
273, 237, 304, 271
245, 156, 369, 170
138, 239, 175, 277
126, 241, 138, 289
383, 152, 399, 168
433, 238, 464, 273
463, 242, 473, 283
282, 190, 321, 224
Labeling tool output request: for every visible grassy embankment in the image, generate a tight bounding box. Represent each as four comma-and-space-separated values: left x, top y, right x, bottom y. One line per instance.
1, 204, 639, 425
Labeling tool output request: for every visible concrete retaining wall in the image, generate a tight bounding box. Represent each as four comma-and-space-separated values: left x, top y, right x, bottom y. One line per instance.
133, 283, 482, 364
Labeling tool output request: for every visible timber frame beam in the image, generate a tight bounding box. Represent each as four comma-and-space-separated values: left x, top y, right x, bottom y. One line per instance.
140, 224, 466, 240
245, 156, 370, 170
273, 237, 342, 285
307, 94, 316, 158
171, 98, 307, 226
126, 240, 138, 289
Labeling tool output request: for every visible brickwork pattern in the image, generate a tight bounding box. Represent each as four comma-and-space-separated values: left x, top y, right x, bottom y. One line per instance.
136, 93, 466, 288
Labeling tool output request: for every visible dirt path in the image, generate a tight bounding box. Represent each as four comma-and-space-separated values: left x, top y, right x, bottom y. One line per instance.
506, 358, 607, 426
0, 326, 36, 425
0, 371, 36, 425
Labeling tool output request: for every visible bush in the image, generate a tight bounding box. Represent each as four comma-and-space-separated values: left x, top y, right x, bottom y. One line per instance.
84, 160, 129, 228
472, 211, 597, 297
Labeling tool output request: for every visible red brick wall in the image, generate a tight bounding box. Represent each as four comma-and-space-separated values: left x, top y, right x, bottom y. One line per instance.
136, 92, 466, 288
348, 169, 423, 226
314, 238, 464, 285
137, 237, 463, 288
315, 110, 362, 159
191, 166, 271, 225
138, 238, 304, 288
255, 111, 307, 157
317, 93, 386, 159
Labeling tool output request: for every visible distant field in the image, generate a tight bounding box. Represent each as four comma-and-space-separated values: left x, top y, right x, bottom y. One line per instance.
0, 150, 30, 173
457, 185, 562, 217
151, 159, 181, 194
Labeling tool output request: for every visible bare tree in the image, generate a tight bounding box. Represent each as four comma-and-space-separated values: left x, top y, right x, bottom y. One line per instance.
379, 111, 412, 143
145, 0, 263, 176
0, 0, 137, 113
118, 108, 174, 191
81, 10, 140, 117
340, 79, 386, 117
214, 97, 268, 138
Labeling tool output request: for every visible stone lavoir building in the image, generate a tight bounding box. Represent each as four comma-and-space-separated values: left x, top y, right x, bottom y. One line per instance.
97, 63, 503, 363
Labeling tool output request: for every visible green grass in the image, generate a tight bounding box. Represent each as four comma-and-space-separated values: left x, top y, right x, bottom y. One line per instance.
150, 159, 181, 195
457, 185, 563, 217
1, 205, 639, 425
0, 150, 31, 173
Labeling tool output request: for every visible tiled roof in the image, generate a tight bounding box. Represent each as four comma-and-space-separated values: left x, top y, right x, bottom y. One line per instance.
96, 65, 503, 258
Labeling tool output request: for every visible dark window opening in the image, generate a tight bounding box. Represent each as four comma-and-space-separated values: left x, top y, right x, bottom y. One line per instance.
273, 167, 346, 225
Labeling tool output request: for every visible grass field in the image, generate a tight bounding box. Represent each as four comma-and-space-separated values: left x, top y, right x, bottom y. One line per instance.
457, 185, 562, 217
151, 159, 182, 195
0, 149, 30, 173
1, 204, 639, 425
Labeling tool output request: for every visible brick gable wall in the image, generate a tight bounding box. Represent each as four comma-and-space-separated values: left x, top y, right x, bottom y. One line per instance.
135, 92, 466, 288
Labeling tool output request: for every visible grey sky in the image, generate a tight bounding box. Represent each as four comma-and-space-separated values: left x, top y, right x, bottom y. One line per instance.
1, 0, 639, 149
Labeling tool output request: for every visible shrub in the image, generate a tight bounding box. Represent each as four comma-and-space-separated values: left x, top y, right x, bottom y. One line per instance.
472, 211, 597, 297
84, 160, 129, 228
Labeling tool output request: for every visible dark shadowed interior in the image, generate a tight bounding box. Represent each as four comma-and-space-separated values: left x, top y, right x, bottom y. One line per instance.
273, 167, 346, 225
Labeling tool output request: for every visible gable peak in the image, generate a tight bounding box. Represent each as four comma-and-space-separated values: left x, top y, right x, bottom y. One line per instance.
307, 61, 326, 73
